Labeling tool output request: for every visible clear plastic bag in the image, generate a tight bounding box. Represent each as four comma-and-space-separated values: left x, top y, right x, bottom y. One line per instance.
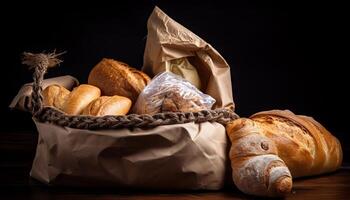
133, 72, 216, 115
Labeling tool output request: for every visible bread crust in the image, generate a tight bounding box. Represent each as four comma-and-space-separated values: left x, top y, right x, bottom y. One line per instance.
227, 118, 292, 197
88, 58, 150, 102
82, 95, 132, 116
226, 110, 342, 197
63, 84, 101, 115
250, 110, 343, 177
42, 84, 70, 110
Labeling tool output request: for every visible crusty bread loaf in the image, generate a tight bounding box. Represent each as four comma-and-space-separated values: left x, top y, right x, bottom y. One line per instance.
88, 58, 151, 102
226, 110, 343, 197
63, 84, 101, 115
42, 84, 70, 110
226, 119, 292, 197
82, 95, 132, 116
250, 110, 343, 178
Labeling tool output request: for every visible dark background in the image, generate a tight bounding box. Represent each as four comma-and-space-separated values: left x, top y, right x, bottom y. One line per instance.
1, 1, 348, 156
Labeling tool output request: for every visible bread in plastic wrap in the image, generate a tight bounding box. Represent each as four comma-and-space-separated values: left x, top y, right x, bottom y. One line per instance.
133, 72, 216, 115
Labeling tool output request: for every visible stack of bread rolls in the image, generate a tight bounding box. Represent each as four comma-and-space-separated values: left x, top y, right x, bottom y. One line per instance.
42, 59, 150, 116
42, 57, 214, 116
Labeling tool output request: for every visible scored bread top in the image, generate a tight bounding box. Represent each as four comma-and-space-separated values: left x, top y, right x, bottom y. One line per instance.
88, 58, 150, 102
249, 110, 342, 177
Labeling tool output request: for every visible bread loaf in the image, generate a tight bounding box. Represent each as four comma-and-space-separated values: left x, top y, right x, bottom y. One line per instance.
226, 119, 292, 197
250, 110, 343, 177
88, 58, 151, 102
42, 84, 70, 110
226, 110, 343, 197
82, 95, 132, 116
63, 84, 101, 115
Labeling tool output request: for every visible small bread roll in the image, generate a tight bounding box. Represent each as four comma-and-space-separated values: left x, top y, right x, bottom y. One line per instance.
82, 96, 132, 116
42, 84, 70, 110
63, 84, 101, 115
88, 58, 151, 102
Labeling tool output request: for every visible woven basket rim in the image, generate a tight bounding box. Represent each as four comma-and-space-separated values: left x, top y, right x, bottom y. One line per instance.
36, 106, 238, 129
22, 52, 238, 129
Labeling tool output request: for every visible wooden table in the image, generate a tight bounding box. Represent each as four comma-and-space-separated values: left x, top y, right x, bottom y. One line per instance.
1, 132, 349, 199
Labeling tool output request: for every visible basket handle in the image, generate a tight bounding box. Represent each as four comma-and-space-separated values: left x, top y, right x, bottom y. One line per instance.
22, 51, 64, 115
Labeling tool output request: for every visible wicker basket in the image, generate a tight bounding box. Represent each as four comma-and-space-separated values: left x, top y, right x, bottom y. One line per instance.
15, 52, 240, 190
23, 52, 238, 130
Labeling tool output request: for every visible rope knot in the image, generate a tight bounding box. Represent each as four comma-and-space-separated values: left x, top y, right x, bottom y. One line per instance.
22, 51, 65, 70
21, 51, 65, 115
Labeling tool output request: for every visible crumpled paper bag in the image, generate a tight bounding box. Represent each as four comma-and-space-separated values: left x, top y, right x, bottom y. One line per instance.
10, 6, 235, 190
31, 119, 228, 189
143, 7, 234, 110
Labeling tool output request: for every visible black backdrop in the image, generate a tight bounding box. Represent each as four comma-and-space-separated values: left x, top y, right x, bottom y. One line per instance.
2, 1, 348, 148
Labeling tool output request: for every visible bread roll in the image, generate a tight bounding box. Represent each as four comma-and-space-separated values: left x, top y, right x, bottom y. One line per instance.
63, 84, 101, 115
88, 58, 151, 102
226, 119, 292, 197
82, 95, 132, 116
42, 84, 70, 110
250, 110, 342, 177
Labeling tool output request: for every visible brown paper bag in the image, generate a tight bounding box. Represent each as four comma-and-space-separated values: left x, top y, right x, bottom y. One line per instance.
11, 7, 234, 190
31, 119, 228, 189
143, 7, 234, 109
